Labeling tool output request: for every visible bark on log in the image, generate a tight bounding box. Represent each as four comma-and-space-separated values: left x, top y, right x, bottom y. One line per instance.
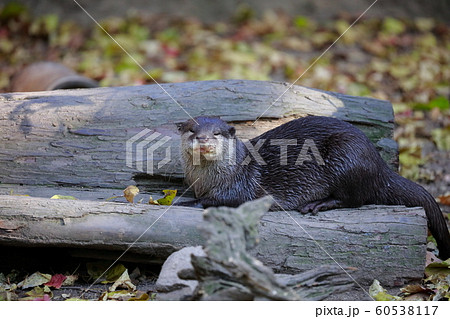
0, 195, 426, 288
0, 80, 396, 190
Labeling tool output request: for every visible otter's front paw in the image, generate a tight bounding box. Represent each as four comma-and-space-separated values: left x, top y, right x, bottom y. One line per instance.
298, 198, 344, 215
298, 202, 320, 215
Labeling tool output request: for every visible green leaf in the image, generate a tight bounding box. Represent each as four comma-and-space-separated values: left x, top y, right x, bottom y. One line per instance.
294, 16, 310, 29
425, 259, 450, 278
389, 64, 411, 79
87, 262, 127, 283
0, 2, 28, 20
128, 24, 150, 42
233, 4, 254, 24
347, 83, 371, 97
415, 18, 435, 32
432, 128, 450, 151
416, 33, 437, 48
369, 279, 401, 301
25, 286, 52, 297
129, 292, 151, 301
429, 96, 449, 110
335, 19, 350, 34
414, 96, 450, 111
382, 17, 406, 35
156, 189, 177, 205
42, 14, 59, 34
157, 28, 180, 43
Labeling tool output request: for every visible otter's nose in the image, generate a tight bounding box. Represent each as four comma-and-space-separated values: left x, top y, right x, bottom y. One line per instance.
196, 135, 209, 142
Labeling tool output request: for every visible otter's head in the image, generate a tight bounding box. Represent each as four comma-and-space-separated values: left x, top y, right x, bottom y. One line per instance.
179, 116, 236, 164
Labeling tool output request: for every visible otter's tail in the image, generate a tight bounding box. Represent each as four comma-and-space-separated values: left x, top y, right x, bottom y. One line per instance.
381, 170, 450, 260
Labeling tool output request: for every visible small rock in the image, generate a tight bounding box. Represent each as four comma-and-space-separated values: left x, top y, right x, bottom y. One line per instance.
155, 246, 205, 300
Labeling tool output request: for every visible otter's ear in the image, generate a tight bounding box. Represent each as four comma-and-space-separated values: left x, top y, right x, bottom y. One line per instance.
228, 126, 236, 137
176, 122, 187, 133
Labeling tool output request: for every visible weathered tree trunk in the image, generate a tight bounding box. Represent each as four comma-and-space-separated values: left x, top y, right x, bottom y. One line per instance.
0, 195, 427, 288
0, 80, 396, 190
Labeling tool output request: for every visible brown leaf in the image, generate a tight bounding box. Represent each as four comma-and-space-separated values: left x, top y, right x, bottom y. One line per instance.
148, 196, 160, 205
109, 269, 136, 292
123, 185, 139, 203
426, 251, 441, 266
437, 194, 450, 206
400, 284, 431, 294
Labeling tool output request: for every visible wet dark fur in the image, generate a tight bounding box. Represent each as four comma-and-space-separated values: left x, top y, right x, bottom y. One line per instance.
179, 116, 450, 259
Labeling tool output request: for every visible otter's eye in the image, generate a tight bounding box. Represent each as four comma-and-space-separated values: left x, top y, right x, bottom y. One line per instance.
213, 131, 221, 136
189, 129, 195, 133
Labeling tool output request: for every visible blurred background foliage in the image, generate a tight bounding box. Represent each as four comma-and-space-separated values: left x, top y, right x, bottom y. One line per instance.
0, 1, 449, 190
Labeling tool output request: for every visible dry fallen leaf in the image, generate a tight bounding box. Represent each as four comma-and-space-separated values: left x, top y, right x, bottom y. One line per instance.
17, 272, 52, 289
148, 196, 160, 205
123, 185, 139, 203
400, 284, 432, 295
109, 269, 136, 292
99, 290, 134, 301
437, 194, 450, 206
50, 195, 77, 200
20, 286, 52, 301
62, 274, 78, 286
86, 262, 127, 283
426, 251, 441, 266
98, 289, 149, 301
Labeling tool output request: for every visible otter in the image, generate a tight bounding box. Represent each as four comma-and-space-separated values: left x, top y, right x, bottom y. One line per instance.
178, 116, 450, 259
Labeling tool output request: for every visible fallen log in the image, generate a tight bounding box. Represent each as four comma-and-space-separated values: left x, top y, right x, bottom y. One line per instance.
0, 80, 421, 300
0, 195, 427, 289
0, 80, 396, 190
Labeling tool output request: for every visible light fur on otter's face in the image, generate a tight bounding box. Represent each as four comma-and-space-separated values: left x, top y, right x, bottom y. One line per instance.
179, 117, 239, 197
179, 117, 236, 164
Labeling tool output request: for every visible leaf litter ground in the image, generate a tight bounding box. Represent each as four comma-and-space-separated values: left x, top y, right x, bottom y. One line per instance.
0, 4, 449, 300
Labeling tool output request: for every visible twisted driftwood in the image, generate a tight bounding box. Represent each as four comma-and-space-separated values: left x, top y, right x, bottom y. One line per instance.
184, 197, 356, 300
